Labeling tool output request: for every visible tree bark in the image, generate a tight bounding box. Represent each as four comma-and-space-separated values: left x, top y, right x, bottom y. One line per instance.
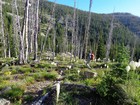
39, 0, 56, 59
24, 0, 30, 63
71, 0, 76, 59
33, 0, 39, 61
15, 0, 24, 64
130, 36, 136, 61
0, 0, 6, 58
84, 0, 92, 59
105, 14, 114, 61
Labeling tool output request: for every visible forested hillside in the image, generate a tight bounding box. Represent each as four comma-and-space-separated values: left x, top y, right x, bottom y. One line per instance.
113, 13, 140, 36
0, 0, 140, 60
40, 0, 140, 60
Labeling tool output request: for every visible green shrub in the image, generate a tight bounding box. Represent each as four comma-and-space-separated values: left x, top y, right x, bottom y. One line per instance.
111, 63, 127, 79
97, 74, 120, 97
33, 73, 44, 81
11, 69, 18, 74
44, 71, 58, 80
116, 45, 130, 64
1, 85, 24, 102
67, 74, 79, 81
25, 76, 35, 85
19, 67, 32, 74
23, 95, 34, 102
35, 62, 50, 68
83, 78, 102, 86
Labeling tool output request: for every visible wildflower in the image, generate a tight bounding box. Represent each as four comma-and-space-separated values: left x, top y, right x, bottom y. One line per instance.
129, 61, 136, 70
93, 72, 98, 77
107, 65, 109, 68
67, 65, 72, 69
4, 71, 11, 76
51, 62, 57, 66
77, 70, 80, 75
126, 65, 130, 72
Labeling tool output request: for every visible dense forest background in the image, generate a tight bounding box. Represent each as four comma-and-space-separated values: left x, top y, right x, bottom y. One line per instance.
1, 0, 140, 61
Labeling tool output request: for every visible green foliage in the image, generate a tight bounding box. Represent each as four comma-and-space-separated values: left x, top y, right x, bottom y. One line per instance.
35, 62, 51, 68
1, 85, 24, 102
116, 45, 130, 64
110, 63, 127, 79
97, 74, 118, 97
96, 30, 105, 59
59, 92, 79, 105
23, 95, 34, 102
33, 71, 58, 81
83, 78, 102, 86
44, 71, 58, 80
25, 77, 35, 85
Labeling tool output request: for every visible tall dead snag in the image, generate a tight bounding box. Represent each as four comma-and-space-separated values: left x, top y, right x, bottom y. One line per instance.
20, 0, 30, 63
130, 35, 137, 61
13, 0, 24, 64
84, 0, 92, 59
105, 14, 114, 61
12, 0, 17, 57
24, 0, 30, 63
70, 0, 76, 61
0, 0, 6, 58
33, 0, 39, 61
64, 15, 69, 53
75, 10, 79, 58
40, 0, 56, 54
29, 0, 35, 54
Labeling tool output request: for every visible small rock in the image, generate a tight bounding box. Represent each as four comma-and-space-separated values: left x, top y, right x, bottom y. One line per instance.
0, 98, 10, 105
0, 87, 11, 95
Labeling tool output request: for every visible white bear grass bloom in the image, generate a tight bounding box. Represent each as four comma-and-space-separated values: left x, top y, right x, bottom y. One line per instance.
125, 65, 130, 72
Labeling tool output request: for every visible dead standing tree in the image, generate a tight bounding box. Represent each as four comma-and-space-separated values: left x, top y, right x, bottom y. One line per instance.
39, 0, 56, 59
17, 0, 30, 64
13, 0, 24, 64
130, 35, 137, 61
64, 15, 69, 53
33, 0, 39, 61
0, 0, 6, 58
105, 14, 114, 62
24, 0, 30, 63
28, 0, 35, 54
70, 0, 76, 62
12, 0, 18, 57
84, 0, 93, 59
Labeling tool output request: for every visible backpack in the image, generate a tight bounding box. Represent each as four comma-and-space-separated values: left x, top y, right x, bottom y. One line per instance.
91, 53, 94, 60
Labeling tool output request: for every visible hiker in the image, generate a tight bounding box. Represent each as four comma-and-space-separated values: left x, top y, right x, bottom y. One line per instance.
86, 50, 92, 69
91, 52, 94, 61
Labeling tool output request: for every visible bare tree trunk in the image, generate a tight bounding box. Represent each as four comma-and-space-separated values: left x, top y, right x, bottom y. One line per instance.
52, 26, 56, 59
64, 15, 68, 53
75, 10, 79, 57
24, 0, 30, 63
13, 0, 24, 64
12, 0, 20, 57
29, 0, 35, 54
33, 0, 39, 61
105, 14, 114, 61
130, 36, 136, 61
12, 10, 17, 57
39, 0, 56, 60
0, 0, 6, 58
15, 0, 25, 64
70, 0, 76, 62
84, 0, 92, 59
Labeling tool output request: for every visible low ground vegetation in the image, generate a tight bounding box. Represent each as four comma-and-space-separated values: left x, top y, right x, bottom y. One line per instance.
0, 54, 140, 105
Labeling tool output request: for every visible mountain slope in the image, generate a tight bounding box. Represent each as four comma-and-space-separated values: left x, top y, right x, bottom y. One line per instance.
113, 13, 140, 36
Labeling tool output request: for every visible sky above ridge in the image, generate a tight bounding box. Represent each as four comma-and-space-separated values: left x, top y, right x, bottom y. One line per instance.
48, 0, 140, 17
